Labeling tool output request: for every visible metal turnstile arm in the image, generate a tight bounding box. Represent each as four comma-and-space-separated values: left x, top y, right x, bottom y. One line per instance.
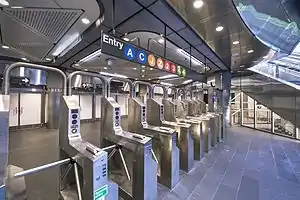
118, 148, 131, 181
74, 163, 83, 200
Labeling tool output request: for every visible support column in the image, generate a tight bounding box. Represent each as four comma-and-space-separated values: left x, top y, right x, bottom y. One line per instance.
47, 88, 62, 129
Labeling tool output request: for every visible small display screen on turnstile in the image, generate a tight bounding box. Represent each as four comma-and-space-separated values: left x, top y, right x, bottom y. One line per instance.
71, 109, 78, 114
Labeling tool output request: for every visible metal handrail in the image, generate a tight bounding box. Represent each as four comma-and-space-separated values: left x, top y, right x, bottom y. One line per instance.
67, 71, 108, 97
3, 62, 67, 95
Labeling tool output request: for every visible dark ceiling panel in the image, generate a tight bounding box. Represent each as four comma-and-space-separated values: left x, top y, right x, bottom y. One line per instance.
148, 0, 186, 32
136, 0, 158, 7
166, 32, 190, 49
102, 0, 142, 29
116, 11, 165, 36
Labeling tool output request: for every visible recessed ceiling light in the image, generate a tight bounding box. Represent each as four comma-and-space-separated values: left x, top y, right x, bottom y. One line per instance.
240, 65, 245, 68
45, 58, 51, 61
263, 56, 268, 59
142, 69, 145, 72
81, 18, 90, 25
248, 50, 254, 53
233, 41, 239, 45
84, 69, 88, 71
142, 75, 145, 78
141, 65, 146, 68
216, 26, 224, 32
0, 0, 9, 6
11, 6, 23, 8
1, 45, 9, 49
133, 67, 137, 70
21, 57, 27, 61
158, 38, 164, 44
148, 78, 151, 81
150, 68, 153, 71
193, 0, 203, 9
104, 67, 108, 70
123, 38, 130, 42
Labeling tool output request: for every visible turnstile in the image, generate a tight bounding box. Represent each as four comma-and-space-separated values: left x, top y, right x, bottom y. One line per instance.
147, 85, 194, 173
127, 81, 179, 189
101, 77, 157, 200
162, 86, 204, 161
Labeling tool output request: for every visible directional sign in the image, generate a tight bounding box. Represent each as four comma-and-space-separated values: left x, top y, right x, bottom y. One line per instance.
101, 33, 207, 81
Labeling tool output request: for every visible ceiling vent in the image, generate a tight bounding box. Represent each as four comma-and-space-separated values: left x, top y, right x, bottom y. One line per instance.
3, 8, 83, 43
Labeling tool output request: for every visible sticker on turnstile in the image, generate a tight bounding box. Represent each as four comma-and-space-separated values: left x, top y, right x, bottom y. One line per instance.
94, 185, 108, 200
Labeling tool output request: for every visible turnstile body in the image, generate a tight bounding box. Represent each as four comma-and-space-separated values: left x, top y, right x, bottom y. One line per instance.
127, 97, 179, 189
59, 96, 118, 200
101, 97, 157, 200
147, 98, 194, 173
163, 99, 204, 161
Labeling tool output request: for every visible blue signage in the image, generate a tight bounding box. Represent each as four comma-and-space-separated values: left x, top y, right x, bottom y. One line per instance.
137, 51, 147, 64
124, 45, 135, 60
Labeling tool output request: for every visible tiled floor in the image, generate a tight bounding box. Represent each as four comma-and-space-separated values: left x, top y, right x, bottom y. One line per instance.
158, 127, 300, 200
8, 124, 300, 200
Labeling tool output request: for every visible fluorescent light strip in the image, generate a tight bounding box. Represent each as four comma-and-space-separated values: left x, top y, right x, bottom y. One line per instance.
52, 33, 82, 57
79, 49, 102, 63
183, 79, 193, 84
100, 72, 128, 79
160, 82, 173, 86
159, 74, 178, 79
178, 49, 204, 66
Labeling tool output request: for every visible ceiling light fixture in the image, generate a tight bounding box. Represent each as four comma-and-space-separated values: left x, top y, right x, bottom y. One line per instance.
133, 67, 137, 70
150, 68, 153, 71
52, 33, 81, 57
141, 65, 146, 68
160, 82, 173, 86
263, 56, 268, 59
84, 69, 88, 71
0, 0, 9, 6
104, 67, 108, 70
81, 18, 90, 25
79, 49, 102, 63
216, 25, 224, 32
123, 38, 130, 42
248, 49, 254, 53
233, 41, 239, 45
45, 58, 51, 61
193, 0, 204, 9
159, 74, 178, 79
158, 38, 164, 44
11, 6, 23, 8
142, 69, 145, 72
183, 79, 193, 84
1, 45, 9, 49
21, 57, 27, 61
142, 75, 145, 78
100, 72, 128, 79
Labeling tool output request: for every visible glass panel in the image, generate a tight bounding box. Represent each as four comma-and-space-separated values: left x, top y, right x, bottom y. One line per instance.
242, 94, 255, 128
273, 113, 295, 138
255, 103, 272, 132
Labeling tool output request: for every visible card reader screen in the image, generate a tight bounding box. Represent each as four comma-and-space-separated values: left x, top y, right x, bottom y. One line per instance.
71, 109, 78, 114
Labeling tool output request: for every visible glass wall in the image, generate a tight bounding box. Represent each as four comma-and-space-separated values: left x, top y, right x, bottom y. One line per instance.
230, 71, 300, 140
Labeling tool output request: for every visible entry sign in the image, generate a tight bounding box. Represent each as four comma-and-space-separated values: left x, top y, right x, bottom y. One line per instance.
94, 185, 108, 200
101, 33, 194, 78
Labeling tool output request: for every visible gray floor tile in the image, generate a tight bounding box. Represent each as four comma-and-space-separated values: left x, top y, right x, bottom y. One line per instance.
213, 184, 237, 200
236, 175, 259, 200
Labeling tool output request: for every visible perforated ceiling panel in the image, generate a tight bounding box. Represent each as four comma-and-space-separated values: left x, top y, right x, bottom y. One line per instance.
3, 8, 83, 43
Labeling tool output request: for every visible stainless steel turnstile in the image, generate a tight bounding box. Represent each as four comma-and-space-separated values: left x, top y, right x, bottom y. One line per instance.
101, 77, 157, 200
162, 86, 204, 161
147, 84, 194, 173
128, 81, 179, 189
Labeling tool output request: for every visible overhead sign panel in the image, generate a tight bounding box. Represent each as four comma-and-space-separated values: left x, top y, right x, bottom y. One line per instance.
101, 33, 205, 81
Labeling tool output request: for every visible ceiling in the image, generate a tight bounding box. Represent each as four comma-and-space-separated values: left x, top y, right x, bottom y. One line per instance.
166, 0, 270, 71
0, 0, 284, 86
0, 0, 102, 61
